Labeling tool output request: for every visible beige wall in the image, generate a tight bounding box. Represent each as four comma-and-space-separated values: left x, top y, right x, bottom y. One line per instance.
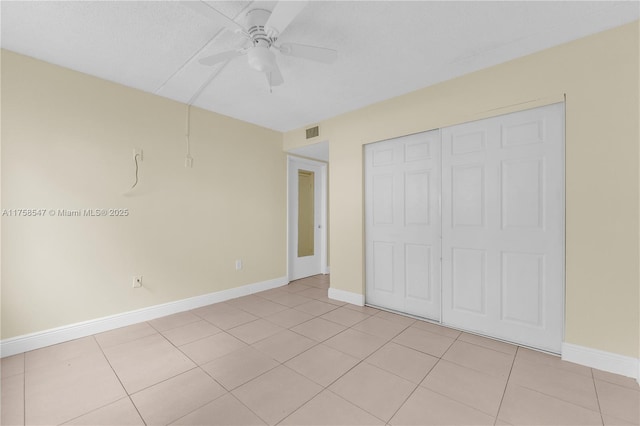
285, 21, 640, 358
1, 50, 286, 339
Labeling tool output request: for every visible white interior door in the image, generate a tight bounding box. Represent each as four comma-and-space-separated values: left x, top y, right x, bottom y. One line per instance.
365, 130, 441, 320
288, 156, 326, 280
441, 103, 564, 353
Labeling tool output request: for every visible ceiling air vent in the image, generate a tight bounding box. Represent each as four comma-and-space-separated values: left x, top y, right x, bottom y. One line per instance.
306, 126, 319, 139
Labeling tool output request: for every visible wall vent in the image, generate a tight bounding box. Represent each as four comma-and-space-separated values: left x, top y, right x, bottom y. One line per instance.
306, 126, 319, 139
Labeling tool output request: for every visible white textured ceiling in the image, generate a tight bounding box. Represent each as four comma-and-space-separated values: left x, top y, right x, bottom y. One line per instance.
2, 1, 638, 132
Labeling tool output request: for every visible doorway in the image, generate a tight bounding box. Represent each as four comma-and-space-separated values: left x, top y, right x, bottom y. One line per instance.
288, 156, 327, 280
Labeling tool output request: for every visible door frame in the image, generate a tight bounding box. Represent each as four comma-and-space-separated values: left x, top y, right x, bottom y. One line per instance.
287, 155, 328, 280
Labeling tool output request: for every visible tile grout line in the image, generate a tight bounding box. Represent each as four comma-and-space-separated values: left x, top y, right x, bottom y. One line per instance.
323, 359, 391, 424
590, 368, 606, 426
171, 287, 336, 425
593, 374, 640, 392
221, 362, 321, 425
419, 353, 506, 420
183, 277, 332, 425
90, 335, 148, 426
118, 322, 267, 425
319, 321, 402, 388
268, 369, 326, 426
320, 320, 449, 424
434, 343, 516, 381
147, 312, 202, 335
236, 295, 341, 319
222, 346, 324, 425
508, 360, 606, 415
492, 344, 518, 425
405, 332, 514, 420
125, 329, 224, 400
225, 391, 271, 426
384, 352, 446, 425
175, 287, 348, 398
215, 360, 282, 394
249, 294, 385, 424
455, 336, 519, 357
164, 386, 229, 425
156, 323, 238, 396
509, 380, 605, 419
317, 319, 394, 387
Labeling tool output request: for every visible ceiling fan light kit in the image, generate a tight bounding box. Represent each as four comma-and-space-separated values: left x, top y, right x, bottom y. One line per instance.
246, 9, 277, 72
189, 0, 337, 89
247, 46, 276, 72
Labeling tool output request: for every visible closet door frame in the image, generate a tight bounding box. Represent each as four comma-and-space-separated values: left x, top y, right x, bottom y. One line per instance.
363, 102, 565, 354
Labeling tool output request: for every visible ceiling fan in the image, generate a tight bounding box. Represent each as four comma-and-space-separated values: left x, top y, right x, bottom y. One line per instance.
184, 1, 337, 88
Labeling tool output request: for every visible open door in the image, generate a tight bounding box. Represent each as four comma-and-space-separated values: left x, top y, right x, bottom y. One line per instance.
288, 156, 327, 280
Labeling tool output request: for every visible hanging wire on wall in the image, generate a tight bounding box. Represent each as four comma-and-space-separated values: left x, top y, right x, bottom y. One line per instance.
130, 151, 141, 189
185, 104, 193, 167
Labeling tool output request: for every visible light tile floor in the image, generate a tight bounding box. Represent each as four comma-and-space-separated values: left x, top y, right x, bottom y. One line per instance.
1, 274, 638, 425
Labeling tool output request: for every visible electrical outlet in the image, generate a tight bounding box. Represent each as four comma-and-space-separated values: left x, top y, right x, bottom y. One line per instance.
235, 259, 242, 271
185, 157, 193, 168
132, 276, 143, 288
133, 148, 143, 162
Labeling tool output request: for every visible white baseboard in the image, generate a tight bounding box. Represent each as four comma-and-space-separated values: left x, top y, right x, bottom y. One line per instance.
328, 288, 364, 306
562, 342, 639, 382
0, 276, 288, 358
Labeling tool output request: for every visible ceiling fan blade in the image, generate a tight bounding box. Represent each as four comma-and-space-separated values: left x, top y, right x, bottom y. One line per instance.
278, 43, 337, 64
199, 50, 246, 66
267, 62, 285, 87
182, 1, 245, 33
265, 1, 308, 37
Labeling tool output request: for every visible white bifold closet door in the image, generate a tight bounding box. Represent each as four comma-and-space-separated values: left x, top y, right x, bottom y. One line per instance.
441, 103, 564, 353
364, 103, 564, 353
364, 130, 442, 320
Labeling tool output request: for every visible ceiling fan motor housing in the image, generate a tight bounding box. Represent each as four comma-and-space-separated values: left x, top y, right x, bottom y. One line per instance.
245, 9, 277, 72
